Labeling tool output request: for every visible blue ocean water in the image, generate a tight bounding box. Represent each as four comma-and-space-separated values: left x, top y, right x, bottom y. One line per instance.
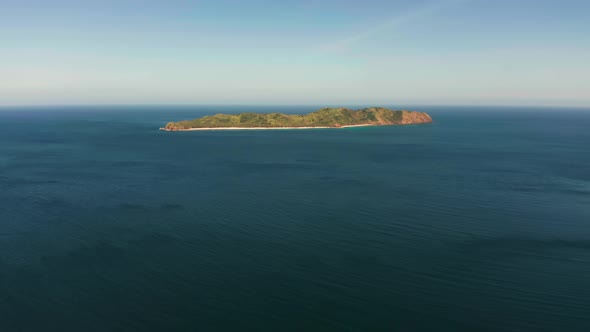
0, 105, 589, 331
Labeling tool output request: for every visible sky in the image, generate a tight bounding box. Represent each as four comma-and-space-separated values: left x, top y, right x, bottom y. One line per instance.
1, 0, 589, 106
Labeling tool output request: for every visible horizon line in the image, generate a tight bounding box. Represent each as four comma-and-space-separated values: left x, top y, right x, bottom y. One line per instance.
0, 103, 589, 110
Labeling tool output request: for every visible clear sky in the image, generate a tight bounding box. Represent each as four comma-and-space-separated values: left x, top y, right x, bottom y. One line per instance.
1, 0, 589, 106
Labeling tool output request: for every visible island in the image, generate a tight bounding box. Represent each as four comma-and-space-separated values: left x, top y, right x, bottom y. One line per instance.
160, 107, 432, 131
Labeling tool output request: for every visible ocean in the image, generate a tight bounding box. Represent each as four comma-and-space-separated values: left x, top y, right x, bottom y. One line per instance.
0, 105, 589, 331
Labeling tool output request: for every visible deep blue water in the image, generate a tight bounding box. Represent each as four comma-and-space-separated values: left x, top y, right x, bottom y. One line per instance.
1, 105, 589, 331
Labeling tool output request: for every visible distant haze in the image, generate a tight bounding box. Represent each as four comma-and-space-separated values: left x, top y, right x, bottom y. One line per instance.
2, 0, 589, 107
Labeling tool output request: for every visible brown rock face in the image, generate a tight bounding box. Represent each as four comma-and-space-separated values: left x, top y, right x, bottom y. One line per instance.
400, 111, 433, 124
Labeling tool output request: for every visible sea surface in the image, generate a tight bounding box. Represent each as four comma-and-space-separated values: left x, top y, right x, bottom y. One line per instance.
0, 105, 589, 331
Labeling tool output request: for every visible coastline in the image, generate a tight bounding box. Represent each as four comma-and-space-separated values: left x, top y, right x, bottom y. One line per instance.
161, 108, 433, 131
159, 124, 375, 131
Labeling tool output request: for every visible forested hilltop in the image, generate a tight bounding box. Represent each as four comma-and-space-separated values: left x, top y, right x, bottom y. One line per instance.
162, 107, 432, 130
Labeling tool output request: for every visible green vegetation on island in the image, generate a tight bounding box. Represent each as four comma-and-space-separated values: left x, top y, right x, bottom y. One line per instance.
162, 107, 432, 131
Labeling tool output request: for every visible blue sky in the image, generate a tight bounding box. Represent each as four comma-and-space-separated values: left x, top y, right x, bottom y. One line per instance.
1, 0, 589, 106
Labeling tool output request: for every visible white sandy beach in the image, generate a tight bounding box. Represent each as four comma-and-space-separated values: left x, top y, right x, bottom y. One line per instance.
160, 124, 375, 131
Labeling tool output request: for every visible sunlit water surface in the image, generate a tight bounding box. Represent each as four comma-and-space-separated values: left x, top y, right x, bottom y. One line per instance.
1, 105, 589, 331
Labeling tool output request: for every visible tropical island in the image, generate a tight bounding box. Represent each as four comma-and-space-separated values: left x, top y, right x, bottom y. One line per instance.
161, 107, 432, 131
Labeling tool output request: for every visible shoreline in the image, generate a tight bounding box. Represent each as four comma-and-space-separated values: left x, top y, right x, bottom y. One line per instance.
159, 124, 376, 131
